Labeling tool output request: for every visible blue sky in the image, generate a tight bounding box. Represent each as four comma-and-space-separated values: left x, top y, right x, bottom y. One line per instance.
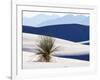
23, 11, 89, 27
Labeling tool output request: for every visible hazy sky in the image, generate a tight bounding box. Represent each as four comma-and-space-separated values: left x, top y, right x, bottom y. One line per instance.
23, 11, 89, 27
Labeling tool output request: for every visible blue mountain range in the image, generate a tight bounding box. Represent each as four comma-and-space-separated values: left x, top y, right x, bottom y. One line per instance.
22, 24, 89, 42
23, 14, 89, 27
38, 15, 89, 26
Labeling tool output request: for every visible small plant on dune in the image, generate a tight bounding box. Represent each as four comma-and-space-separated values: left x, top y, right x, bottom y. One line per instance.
35, 36, 59, 62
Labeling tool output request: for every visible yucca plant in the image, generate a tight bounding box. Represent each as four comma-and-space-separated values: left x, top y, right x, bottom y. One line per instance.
35, 36, 59, 62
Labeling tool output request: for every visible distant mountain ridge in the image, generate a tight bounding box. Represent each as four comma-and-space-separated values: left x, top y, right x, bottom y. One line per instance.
22, 24, 89, 42
23, 14, 59, 27
23, 14, 89, 27
38, 15, 89, 26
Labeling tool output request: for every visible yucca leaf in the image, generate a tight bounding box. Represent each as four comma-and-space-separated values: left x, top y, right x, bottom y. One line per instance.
34, 36, 59, 62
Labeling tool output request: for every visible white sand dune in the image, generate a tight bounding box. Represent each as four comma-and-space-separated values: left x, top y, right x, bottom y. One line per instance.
22, 33, 89, 69
23, 51, 89, 69
23, 33, 89, 56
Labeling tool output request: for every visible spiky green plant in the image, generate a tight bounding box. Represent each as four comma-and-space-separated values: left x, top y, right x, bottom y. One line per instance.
35, 36, 59, 62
